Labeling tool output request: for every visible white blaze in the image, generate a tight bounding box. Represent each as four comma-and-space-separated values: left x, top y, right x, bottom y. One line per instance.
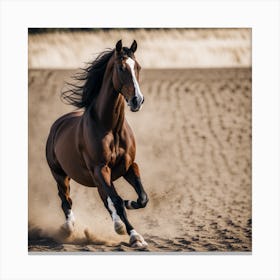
126, 57, 144, 102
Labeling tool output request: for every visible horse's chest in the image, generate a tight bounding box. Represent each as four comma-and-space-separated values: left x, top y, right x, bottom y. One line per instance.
102, 131, 134, 178
110, 146, 125, 167
109, 143, 132, 179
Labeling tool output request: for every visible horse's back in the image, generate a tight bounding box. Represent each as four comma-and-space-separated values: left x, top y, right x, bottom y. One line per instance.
49, 110, 83, 133
47, 110, 83, 149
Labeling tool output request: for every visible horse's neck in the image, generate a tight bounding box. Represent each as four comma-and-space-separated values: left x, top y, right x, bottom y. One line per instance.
92, 72, 125, 132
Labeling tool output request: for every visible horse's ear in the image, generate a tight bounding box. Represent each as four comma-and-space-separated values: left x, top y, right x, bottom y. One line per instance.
116, 40, 122, 54
130, 40, 137, 53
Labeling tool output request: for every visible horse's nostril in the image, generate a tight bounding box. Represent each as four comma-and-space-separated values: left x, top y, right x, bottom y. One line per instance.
132, 96, 138, 106
142, 97, 145, 104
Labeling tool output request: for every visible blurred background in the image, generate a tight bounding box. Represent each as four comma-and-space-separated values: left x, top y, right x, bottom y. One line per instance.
28, 28, 252, 252
28, 28, 251, 69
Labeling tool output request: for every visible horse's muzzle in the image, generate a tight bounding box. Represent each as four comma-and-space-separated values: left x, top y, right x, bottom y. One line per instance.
128, 96, 144, 112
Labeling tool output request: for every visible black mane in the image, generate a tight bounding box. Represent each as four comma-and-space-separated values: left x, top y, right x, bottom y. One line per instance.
61, 49, 114, 109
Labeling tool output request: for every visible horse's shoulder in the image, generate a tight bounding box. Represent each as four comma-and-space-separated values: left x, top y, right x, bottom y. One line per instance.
122, 119, 135, 140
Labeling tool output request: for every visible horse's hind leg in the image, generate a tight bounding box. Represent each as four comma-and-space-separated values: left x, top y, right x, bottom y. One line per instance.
123, 162, 149, 210
51, 171, 75, 233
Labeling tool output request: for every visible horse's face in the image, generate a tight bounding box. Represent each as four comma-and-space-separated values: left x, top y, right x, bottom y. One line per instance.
113, 40, 144, 112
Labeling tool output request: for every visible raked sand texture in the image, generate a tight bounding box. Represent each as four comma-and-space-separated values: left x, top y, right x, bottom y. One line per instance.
28, 68, 252, 252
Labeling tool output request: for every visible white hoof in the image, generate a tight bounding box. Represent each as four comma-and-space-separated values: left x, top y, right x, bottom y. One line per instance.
114, 220, 126, 235
129, 230, 148, 248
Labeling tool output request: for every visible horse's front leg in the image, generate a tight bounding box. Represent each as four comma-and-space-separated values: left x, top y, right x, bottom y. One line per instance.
123, 162, 149, 210
94, 164, 148, 248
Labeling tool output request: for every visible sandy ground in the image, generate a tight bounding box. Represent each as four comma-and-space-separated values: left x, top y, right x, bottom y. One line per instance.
28, 68, 251, 253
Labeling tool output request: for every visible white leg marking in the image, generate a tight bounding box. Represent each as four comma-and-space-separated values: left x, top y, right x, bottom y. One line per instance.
107, 197, 121, 223
126, 200, 134, 209
66, 209, 75, 223
63, 209, 75, 233
107, 197, 126, 235
126, 57, 144, 102
130, 229, 138, 236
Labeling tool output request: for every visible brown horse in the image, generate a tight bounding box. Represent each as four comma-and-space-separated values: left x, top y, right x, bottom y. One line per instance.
46, 40, 149, 248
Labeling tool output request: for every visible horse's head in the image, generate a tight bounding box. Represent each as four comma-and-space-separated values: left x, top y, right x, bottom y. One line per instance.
112, 40, 144, 112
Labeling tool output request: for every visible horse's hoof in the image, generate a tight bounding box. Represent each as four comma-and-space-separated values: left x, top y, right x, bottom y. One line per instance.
129, 231, 148, 248
114, 220, 126, 235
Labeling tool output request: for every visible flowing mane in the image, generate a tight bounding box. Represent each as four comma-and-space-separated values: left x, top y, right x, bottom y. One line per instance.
61, 49, 114, 109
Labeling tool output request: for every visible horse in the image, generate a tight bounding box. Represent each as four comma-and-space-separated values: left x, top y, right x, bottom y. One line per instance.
45, 40, 149, 248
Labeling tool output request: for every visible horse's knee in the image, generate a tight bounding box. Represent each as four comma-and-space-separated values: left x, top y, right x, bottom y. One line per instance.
137, 195, 149, 208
